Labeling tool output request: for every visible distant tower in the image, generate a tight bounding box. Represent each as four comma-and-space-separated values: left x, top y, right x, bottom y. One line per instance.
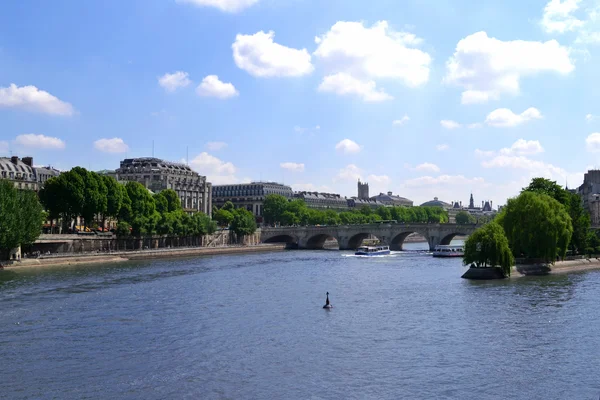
358, 179, 369, 200
469, 193, 475, 209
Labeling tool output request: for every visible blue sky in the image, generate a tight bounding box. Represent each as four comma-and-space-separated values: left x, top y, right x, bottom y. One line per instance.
1, 0, 600, 206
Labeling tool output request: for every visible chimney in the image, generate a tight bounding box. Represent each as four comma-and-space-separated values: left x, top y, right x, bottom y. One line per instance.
22, 157, 33, 167
491, 201, 493, 208
482, 201, 484, 208
460, 201, 462, 207
387, 191, 392, 196
10, 156, 18, 164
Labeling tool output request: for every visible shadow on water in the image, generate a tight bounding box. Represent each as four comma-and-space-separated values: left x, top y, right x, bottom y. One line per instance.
0, 269, 19, 284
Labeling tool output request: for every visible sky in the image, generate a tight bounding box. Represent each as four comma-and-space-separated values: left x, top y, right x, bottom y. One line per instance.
1, 0, 600, 207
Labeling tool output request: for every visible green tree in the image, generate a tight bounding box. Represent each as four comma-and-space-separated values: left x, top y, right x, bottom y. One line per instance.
124, 181, 157, 236
263, 194, 289, 225
455, 211, 475, 224
375, 206, 392, 220
191, 213, 217, 235
213, 209, 234, 227
39, 171, 86, 232
115, 221, 131, 237
102, 175, 123, 228
500, 191, 573, 263
70, 168, 107, 228
0, 181, 44, 260
463, 222, 514, 277
230, 208, 257, 236
281, 210, 300, 226
158, 189, 182, 212
522, 177, 570, 206
222, 201, 235, 211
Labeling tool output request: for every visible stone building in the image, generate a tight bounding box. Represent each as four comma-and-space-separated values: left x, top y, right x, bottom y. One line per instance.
212, 182, 294, 219
0, 156, 60, 190
578, 170, 600, 214
115, 157, 212, 215
589, 193, 600, 226
370, 191, 413, 207
347, 197, 385, 209
294, 191, 349, 211
357, 179, 369, 200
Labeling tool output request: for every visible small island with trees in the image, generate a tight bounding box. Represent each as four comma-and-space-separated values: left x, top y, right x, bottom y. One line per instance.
462, 177, 594, 279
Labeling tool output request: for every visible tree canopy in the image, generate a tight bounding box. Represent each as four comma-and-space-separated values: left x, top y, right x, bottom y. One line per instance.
499, 191, 572, 263
463, 222, 514, 277
455, 211, 475, 224
230, 208, 257, 236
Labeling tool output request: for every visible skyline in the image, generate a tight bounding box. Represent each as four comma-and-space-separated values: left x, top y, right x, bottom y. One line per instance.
2, 0, 600, 205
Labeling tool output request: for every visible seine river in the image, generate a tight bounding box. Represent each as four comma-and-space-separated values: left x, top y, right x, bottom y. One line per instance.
2, 243, 600, 399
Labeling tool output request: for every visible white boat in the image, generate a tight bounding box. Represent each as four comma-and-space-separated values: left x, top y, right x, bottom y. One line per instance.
432, 245, 464, 258
355, 245, 390, 256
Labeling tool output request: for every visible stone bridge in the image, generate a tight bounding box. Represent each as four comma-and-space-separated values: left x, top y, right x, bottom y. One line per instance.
261, 223, 480, 251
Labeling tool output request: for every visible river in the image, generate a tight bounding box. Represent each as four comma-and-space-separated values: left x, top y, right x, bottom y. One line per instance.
2, 242, 600, 399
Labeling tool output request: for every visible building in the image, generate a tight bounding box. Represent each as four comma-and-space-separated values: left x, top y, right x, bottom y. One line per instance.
212, 182, 294, 218
578, 170, 600, 214
357, 179, 369, 200
347, 197, 385, 209
590, 194, 600, 226
0, 156, 60, 190
420, 197, 453, 209
115, 157, 212, 215
294, 191, 349, 211
370, 191, 413, 207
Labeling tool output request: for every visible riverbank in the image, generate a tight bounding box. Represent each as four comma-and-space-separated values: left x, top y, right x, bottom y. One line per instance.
3, 244, 286, 269
511, 258, 600, 277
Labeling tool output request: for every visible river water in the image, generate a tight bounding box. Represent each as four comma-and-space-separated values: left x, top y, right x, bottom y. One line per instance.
2, 243, 600, 399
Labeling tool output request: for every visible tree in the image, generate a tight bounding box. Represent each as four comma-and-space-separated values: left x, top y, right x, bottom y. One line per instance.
0, 181, 44, 260
124, 181, 157, 236
455, 211, 475, 224
213, 209, 234, 227
375, 206, 392, 220
500, 191, 573, 263
39, 171, 85, 232
222, 201, 235, 211
522, 177, 569, 206
115, 221, 131, 237
281, 210, 300, 226
263, 194, 289, 225
102, 175, 123, 228
191, 213, 217, 235
230, 208, 257, 236
463, 222, 514, 277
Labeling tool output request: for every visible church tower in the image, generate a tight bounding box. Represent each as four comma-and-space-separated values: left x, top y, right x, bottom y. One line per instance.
358, 179, 369, 200
469, 193, 475, 209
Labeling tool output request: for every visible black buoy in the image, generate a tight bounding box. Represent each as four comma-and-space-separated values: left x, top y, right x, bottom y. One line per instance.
323, 292, 332, 309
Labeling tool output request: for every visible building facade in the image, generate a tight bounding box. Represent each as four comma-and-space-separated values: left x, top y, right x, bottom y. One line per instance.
294, 191, 349, 210
0, 156, 60, 190
370, 191, 413, 207
115, 157, 212, 215
212, 182, 294, 218
357, 179, 369, 200
578, 170, 600, 214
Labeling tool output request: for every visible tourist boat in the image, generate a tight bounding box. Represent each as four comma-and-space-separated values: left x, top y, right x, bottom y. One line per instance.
355, 245, 390, 256
432, 245, 464, 257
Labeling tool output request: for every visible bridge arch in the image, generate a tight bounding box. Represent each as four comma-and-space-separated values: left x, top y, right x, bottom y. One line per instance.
390, 231, 430, 251
345, 232, 384, 250
263, 234, 298, 244
303, 234, 339, 250
439, 232, 468, 246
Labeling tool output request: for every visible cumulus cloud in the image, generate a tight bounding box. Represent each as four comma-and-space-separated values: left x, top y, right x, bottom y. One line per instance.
205, 141, 228, 151
188, 152, 239, 184
14, 134, 65, 150
0, 84, 74, 116
586, 132, 600, 152
477, 139, 544, 159
485, 107, 543, 127
318, 73, 393, 102
393, 115, 410, 126
280, 162, 305, 172
440, 120, 461, 129
335, 138, 362, 154
176, 0, 258, 12
313, 21, 431, 87
541, 0, 584, 33
196, 75, 238, 98
334, 164, 363, 182
475, 149, 496, 158
232, 31, 313, 77
586, 113, 597, 122
444, 31, 574, 104
436, 144, 449, 151
412, 162, 440, 173
404, 174, 485, 187
93, 138, 129, 153
366, 174, 391, 185
158, 71, 191, 92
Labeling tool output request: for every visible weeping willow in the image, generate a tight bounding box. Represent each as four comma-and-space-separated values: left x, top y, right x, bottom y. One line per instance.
463, 222, 514, 277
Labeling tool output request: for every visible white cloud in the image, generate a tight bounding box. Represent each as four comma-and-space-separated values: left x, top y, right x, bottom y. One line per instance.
0, 84, 74, 116
586, 132, 600, 152
0, 141, 8, 154
14, 134, 65, 150
196, 75, 238, 98
318, 73, 393, 102
475, 149, 496, 158
444, 31, 574, 104
467, 123, 483, 129
232, 31, 313, 77
93, 138, 129, 153
436, 144, 449, 151
440, 120, 462, 129
188, 152, 239, 184
412, 162, 440, 173
485, 107, 543, 127
206, 141, 228, 151
334, 164, 363, 182
176, 0, 258, 12
280, 162, 305, 172
404, 174, 485, 187
292, 183, 334, 193
313, 21, 431, 87
393, 115, 410, 126
366, 174, 390, 185
294, 125, 320, 134
158, 71, 191, 92
541, 0, 584, 33
586, 113, 597, 122
335, 138, 362, 154
500, 139, 545, 155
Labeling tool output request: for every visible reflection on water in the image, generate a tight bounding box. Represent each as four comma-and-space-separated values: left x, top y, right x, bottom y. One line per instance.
2, 248, 600, 399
